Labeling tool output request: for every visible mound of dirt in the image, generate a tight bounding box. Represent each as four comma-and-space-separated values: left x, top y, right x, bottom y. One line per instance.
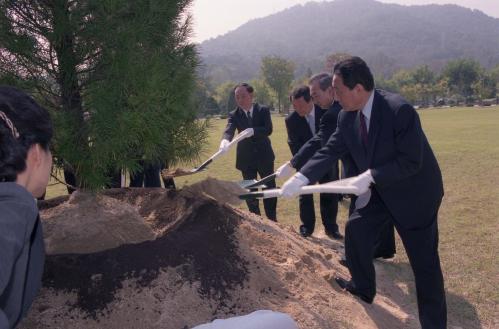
42, 191, 155, 255
20, 179, 421, 329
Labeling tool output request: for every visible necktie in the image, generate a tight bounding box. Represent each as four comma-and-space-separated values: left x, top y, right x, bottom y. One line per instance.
359, 111, 368, 147
246, 111, 252, 127
307, 113, 315, 134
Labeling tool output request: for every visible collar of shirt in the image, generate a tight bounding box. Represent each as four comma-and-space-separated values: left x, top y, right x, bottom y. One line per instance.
361, 91, 375, 131
242, 104, 254, 117
306, 103, 315, 121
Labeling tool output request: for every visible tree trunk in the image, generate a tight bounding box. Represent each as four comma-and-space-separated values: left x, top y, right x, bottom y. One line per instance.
51, 1, 86, 188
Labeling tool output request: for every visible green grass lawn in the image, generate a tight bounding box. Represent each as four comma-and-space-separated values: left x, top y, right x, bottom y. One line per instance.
46, 106, 499, 328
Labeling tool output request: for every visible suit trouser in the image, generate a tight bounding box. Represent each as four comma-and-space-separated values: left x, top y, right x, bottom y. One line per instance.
373, 222, 396, 258
106, 169, 122, 188
130, 162, 162, 188
348, 195, 396, 257
299, 166, 339, 233
63, 168, 77, 194
161, 162, 176, 189
64, 167, 125, 190
345, 191, 446, 329
241, 162, 277, 221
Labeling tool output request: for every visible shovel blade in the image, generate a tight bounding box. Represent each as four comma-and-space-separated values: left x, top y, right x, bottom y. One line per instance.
238, 180, 268, 190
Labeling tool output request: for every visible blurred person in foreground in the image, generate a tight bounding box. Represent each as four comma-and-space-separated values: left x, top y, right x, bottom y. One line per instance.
0, 86, 53, 328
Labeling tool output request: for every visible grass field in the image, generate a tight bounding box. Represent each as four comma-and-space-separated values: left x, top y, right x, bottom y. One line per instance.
46, 106, 499, 328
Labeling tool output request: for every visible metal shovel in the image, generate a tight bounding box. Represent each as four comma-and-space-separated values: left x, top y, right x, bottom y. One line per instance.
162, 129, 253, 178
239, 177, 371, 209
241, 172, 277, 189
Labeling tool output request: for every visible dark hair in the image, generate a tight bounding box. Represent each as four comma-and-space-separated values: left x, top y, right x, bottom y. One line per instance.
308, 73, 332, 91
0, 86, 53, 182
290, 85, 312, 102
333, 56, 374, 91
235, 82, 254, 94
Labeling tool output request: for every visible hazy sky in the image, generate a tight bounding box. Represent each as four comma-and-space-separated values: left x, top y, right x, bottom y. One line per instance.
190, 0, 499, 43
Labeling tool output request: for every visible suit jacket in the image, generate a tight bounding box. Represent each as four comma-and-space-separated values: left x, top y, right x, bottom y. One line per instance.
285, 105, 324, 156
222, 103, 275, 171
300, 90, 444, 230
290, 102, 340, 170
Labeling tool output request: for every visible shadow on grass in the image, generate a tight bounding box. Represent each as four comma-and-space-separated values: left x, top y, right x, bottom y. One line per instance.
360, 260, 483, 329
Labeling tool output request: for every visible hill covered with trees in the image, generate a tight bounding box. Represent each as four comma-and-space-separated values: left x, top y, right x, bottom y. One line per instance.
199, 0, 499, 84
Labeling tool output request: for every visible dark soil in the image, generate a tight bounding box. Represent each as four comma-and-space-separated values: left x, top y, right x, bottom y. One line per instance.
42, 194, 249, 318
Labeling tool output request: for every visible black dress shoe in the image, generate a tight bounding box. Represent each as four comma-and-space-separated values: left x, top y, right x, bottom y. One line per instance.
335, 277, 374, 304
374, 253, 395, 260
325, 229, 343, 240
299, 225, 312, 237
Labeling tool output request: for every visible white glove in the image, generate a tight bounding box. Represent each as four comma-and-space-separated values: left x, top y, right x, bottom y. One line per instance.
241, 128, 254, 138
354, 190, 371, 209
275, 161, 294, 179
219, 139, 230, 153
350, 169, 374, 196
280, 173, 309, 198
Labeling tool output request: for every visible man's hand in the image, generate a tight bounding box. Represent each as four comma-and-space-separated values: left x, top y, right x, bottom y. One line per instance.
351, 169, 374, 196
219, 139, 231, 153
241, 128, 254, 138
280, 173, 309, 197
275, 161, 294, 179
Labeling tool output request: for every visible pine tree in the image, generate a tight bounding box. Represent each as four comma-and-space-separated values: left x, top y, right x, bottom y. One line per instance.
0, 0, 206, 189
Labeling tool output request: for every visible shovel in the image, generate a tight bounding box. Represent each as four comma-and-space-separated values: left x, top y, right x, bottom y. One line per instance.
240, 172, 277, 189
162, 129, 253, 178
239, 176, 372, 209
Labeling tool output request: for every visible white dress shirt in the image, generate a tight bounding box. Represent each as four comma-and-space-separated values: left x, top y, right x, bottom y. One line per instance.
360, 91, 375, 132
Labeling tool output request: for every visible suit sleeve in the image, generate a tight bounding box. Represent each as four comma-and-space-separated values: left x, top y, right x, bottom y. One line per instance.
253, 107, 273, 137
371, 104, 424, 187
0, 311, 8, 328
299, 124, 348, 184
0, 206, 29, 328
222, 112, 237, 141
285, 119, 301, 156
317, 110, 337, 146
290, 134, 321, 170
291, 110, 336, 170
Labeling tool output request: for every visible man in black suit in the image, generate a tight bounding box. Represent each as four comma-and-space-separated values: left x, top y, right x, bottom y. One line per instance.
289, 73, 395, 255
286, 85, 341, 239
276, 74, 344, 239
281, 57, 446, 329
220, 83, 277, 221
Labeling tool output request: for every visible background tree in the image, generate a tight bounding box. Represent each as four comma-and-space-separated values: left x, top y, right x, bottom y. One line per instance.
325, 52, 352, 73
213, 81, 236, 114
250, 78, 275, 110
411, 65, 436, 106
194, 78, 219, 117
375, 75, 398, 93
0, 0, 206, 189
261, 56, 295, 113
472, 72, 497, 103
490, 64, 499, 97
433, 77, 450, 105
442, 58, 482, 101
